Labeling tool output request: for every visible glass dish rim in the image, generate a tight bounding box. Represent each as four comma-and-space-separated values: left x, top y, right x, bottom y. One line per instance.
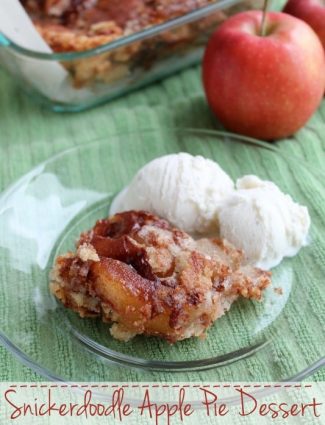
0, 0, 242, 61
0, 127, 323, 198
1, 330, 324, 382
0, 127, 324, 381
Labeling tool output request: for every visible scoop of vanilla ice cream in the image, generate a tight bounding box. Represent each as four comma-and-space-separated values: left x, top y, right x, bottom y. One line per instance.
110, 153, 234, 234
218, 175, 310, 269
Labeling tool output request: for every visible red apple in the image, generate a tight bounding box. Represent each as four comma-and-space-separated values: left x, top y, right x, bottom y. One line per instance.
202, 11, 325, 140
284, 0, 325, 51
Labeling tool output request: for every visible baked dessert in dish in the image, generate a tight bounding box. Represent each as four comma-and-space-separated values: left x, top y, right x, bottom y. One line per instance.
50, 210, 271, 343
22, 0, 219, 52
20, 1, 262, 88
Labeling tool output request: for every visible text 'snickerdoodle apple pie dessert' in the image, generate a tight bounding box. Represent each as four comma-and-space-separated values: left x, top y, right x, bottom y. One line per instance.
50, 211, 271, 343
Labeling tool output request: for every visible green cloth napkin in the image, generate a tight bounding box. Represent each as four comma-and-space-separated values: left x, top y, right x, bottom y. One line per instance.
0, 58, 324, 382
0, 65, 324, 382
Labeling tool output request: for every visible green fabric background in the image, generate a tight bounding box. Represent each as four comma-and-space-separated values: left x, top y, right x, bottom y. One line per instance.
0, 0, 324, 382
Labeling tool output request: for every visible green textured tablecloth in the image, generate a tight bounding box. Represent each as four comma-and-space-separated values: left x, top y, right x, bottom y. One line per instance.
0, 56, 324, 382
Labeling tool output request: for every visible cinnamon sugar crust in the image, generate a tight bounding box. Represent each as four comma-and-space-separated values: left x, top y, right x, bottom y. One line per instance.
21, 0, 216, 52
20, 1, 260, 87
50, 211, 271, 343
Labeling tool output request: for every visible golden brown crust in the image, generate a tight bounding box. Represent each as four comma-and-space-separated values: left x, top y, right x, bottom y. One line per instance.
34, 22, 123, 52
21, 1, 259, 87
50, 210, 271, 343
22, 0, 215, 52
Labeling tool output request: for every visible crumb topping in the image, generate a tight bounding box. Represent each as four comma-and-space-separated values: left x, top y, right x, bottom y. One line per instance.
77, 243, 100, 262
50, 210, 271, 342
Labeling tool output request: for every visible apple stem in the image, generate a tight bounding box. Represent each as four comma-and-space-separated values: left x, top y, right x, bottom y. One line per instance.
260, 0, 270, 37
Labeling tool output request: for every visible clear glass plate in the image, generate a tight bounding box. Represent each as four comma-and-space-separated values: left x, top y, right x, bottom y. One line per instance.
0, 129, 324, 382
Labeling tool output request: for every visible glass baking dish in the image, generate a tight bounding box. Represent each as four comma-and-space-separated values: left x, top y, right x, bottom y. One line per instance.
0, 0, 262, 112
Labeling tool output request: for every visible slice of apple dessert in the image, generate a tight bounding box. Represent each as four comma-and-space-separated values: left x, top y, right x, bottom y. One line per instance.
50, 211, 271, 343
